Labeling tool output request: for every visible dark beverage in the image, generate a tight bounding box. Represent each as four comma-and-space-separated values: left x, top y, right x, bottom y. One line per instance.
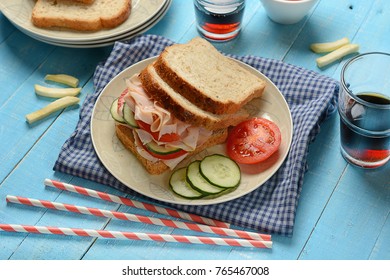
339, 93, 390, 168
339, 52, 390, 168
194, 1, 245, 41
358, 93, 390, 105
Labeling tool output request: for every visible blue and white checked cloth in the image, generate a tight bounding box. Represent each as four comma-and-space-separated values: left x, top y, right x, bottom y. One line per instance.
54, 35, 338, 236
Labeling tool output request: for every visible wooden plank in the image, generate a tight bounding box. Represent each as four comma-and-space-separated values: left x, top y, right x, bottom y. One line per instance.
299, 161, 389, 259
0, 81, 121, 259
369, 213, 390, 260
0, 13, 14, 43
298, 0, 390, 259
0, 40, 111, 182
145, 0, 196, 42
351, 0, 390, 53
0, 31, 54, 105
0, 83, 92, 259
284, 0, 376, 71
215, 0, 317, 58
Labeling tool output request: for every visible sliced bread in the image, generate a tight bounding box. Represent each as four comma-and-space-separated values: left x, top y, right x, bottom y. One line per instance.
139, 63, 249, 131
115, 124, 228, 175
31, 0, 132, 31
154, 37, 266, 115
71, 0, 95, 4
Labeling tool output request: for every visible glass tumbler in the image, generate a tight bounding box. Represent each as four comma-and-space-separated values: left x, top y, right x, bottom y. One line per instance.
338, 52, 390, 168
193, 0, 245, 41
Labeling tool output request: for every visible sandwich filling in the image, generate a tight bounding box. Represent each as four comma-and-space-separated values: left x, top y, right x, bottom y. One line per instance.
116, 74, 213, 169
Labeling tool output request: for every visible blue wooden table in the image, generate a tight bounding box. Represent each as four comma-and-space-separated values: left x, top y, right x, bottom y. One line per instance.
0, 0, 389, 261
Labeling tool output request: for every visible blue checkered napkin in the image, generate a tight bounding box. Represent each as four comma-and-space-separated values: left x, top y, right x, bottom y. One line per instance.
53, 34, 338, 236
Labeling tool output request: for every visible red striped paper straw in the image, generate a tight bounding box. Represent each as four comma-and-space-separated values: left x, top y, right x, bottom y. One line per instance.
6, 195, 271, 241
44, 178, 230, 228
0, 224, 272, 249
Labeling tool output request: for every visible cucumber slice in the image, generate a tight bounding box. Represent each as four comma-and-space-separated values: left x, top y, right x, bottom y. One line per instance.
199, 154, 241, 188
122, 103, 139, 128
186, 161, 225, 195
146, 141, 182, 155
170, 167, 204, 199
110, 98, 126, 123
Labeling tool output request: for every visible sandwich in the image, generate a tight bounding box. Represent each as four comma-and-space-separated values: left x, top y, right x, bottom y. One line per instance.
31, 0, 132, 31
111, 37, 266, 175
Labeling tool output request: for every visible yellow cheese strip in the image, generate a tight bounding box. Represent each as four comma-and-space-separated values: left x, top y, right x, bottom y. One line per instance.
26, 96, 80, 124
44, 74, 79, 88
35, 84, 81, 98
310, 37, 350, 53
316, 44, 360, 68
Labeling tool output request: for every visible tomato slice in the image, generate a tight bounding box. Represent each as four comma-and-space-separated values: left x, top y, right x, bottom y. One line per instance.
117, 88, 129, 112
137, 120, 181, 143
226, 118, 281, 164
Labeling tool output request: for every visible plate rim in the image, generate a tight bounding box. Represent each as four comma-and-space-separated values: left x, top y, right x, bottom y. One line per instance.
19, 0, 172, 48
0, 0, 168, 43
90, 56, 293, 206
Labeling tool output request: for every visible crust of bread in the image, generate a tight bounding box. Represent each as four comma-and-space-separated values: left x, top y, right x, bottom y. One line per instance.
71, 0, 95, 4
115, 124, 228, 175
31, 0, 131, 31
139, 64, 249, 131
154, 37, 266, 115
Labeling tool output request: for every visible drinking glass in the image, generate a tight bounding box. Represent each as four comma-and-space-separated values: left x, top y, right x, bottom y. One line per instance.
193, 0, 245, 41
338, 52, 390, 168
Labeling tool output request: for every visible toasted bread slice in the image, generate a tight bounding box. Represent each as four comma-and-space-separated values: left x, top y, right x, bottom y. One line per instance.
115, 124, 228, 175
154, 37, 266, 115
31, 0, 131, 31
70, 0, 95, 4
139, 63, 249, 131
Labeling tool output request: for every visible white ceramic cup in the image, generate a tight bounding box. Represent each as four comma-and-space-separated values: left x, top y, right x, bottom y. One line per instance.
259, 0, 318, 24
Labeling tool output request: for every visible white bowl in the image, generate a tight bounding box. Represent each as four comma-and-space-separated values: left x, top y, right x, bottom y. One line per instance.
259, 0, 318, 24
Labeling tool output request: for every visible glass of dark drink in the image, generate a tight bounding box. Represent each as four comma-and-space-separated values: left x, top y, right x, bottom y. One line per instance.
193, 0, 245, 41
339, 52, 390, 168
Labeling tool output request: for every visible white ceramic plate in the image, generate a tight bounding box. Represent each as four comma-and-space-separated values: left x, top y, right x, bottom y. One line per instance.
91, 57, 293, 206
22, 0, 171, 48
0, 0, 166, 43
